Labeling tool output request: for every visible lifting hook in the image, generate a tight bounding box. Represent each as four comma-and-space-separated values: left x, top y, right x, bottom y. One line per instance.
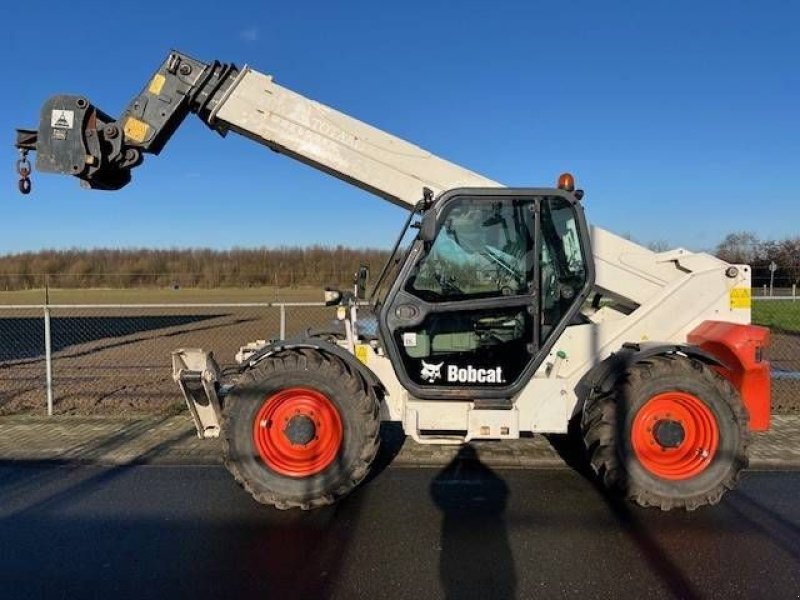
15, 150, 31, 195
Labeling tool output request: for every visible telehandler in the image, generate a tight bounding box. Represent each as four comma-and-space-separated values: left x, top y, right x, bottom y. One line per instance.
15, 51, 770, 510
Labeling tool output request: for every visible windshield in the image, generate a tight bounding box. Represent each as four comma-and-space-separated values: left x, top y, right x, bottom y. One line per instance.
406, 199, 535, 302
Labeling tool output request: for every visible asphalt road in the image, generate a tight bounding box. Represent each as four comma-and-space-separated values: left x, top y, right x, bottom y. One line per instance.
0, 462, 798, 600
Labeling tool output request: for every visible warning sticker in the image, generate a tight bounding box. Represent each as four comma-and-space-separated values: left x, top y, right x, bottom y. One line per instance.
355, 344, 370, 365
730, 287, 751, 309
403, 332, 417, 347
149, 73, 166, 95
123, 117, 150, 143
51, 109, 74, 129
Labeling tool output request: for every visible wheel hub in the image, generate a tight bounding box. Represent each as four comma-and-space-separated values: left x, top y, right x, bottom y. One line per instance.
284, 414, 316, 446
653, 419, 685, 449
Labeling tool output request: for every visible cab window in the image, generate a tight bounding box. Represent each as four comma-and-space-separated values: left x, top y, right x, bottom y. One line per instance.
406, 199, 535, 302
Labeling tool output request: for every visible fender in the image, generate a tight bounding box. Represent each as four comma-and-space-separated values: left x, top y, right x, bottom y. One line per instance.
244, 336, 384, 391
687, 321, 771, 430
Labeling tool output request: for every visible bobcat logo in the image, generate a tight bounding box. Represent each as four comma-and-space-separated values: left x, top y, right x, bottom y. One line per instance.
420, 360, 444, 383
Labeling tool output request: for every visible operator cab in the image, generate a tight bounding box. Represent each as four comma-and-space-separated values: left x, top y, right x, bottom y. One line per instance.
378, 181, 593, 400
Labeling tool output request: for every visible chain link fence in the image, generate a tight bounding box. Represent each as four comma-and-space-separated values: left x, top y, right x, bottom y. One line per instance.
0, 294, 798, 416
751, 263, 800, 297
0, 302, 335, 416
0, 306, 46, 412
755, 297, 800, 412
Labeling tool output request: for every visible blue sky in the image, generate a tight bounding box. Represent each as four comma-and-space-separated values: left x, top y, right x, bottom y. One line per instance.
2, 0, 797, 253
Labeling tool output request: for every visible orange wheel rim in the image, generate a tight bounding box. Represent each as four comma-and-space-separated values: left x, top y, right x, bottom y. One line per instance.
631, 391, 719, 480
252, 387, 343, 477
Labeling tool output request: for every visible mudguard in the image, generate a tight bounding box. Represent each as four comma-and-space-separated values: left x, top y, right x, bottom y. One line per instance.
578, 341, 727, 399
244, 336, 384, 391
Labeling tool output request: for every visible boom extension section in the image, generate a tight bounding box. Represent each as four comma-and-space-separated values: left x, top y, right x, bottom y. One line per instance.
15, 50, 493, 203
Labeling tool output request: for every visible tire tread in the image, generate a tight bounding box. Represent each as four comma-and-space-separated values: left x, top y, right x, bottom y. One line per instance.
222, 349, 380, 510
582, 355, 749, 511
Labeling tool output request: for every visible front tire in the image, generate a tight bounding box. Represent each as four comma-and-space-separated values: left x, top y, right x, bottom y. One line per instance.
582, 355, 749, 510
222, 349, 380, 510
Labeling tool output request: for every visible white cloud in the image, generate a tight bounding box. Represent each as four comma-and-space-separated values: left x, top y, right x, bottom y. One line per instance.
239, 27, 259, 43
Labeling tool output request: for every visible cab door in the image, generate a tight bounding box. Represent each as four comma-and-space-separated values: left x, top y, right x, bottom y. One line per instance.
378, 188, 593, 401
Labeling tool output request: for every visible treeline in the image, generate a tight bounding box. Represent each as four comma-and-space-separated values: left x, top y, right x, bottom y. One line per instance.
715, 232, 800, 286
0, 232, 796, 291
0, 246, 391, 290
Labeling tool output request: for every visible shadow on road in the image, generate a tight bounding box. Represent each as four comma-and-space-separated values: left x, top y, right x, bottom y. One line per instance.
0, 464, 372, 599
725, 488, 800, 562
364, 422, 406, 485
430, 444, 516, 600
547, 422, 702, 600
0, 413, 387, 598
0, 415, 180, 504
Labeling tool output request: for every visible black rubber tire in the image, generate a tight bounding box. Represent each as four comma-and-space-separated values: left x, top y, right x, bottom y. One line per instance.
581, 355, 750, 511
222, 348, 380, 510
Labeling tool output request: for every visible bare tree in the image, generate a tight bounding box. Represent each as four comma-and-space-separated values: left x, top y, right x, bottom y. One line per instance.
646, 240, 671, 252
715, 231, 761, 264
776, 237, 800, 286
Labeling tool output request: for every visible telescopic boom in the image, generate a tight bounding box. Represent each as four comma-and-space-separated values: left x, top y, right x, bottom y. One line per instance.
14, 50, 715, 306
15, 50, 494, 204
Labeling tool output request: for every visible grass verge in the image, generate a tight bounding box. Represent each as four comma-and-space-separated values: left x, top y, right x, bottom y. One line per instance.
752, 299, 800, 333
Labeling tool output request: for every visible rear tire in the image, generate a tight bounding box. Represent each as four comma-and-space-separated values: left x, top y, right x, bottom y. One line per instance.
582, 355, 749, 510
222, 348, 380, 510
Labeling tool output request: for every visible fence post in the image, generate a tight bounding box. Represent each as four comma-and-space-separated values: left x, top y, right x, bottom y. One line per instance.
279, 304, 286, 339
43, 305, 54, 416
793, 284, 797, 301
762, 284, 767, 297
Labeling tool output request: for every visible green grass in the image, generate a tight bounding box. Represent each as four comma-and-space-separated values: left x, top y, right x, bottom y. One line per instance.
0, 286, 326, 305
752, 299, 800, 333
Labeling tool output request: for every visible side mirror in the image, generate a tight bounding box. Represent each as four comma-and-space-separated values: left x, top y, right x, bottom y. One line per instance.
354, 265, 369, 300
419, 212, 437, 243
324, 288, 342, 306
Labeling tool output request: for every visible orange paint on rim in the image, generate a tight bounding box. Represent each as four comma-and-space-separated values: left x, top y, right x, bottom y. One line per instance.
631, 391, 719, 480
253, 387, 343, 477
